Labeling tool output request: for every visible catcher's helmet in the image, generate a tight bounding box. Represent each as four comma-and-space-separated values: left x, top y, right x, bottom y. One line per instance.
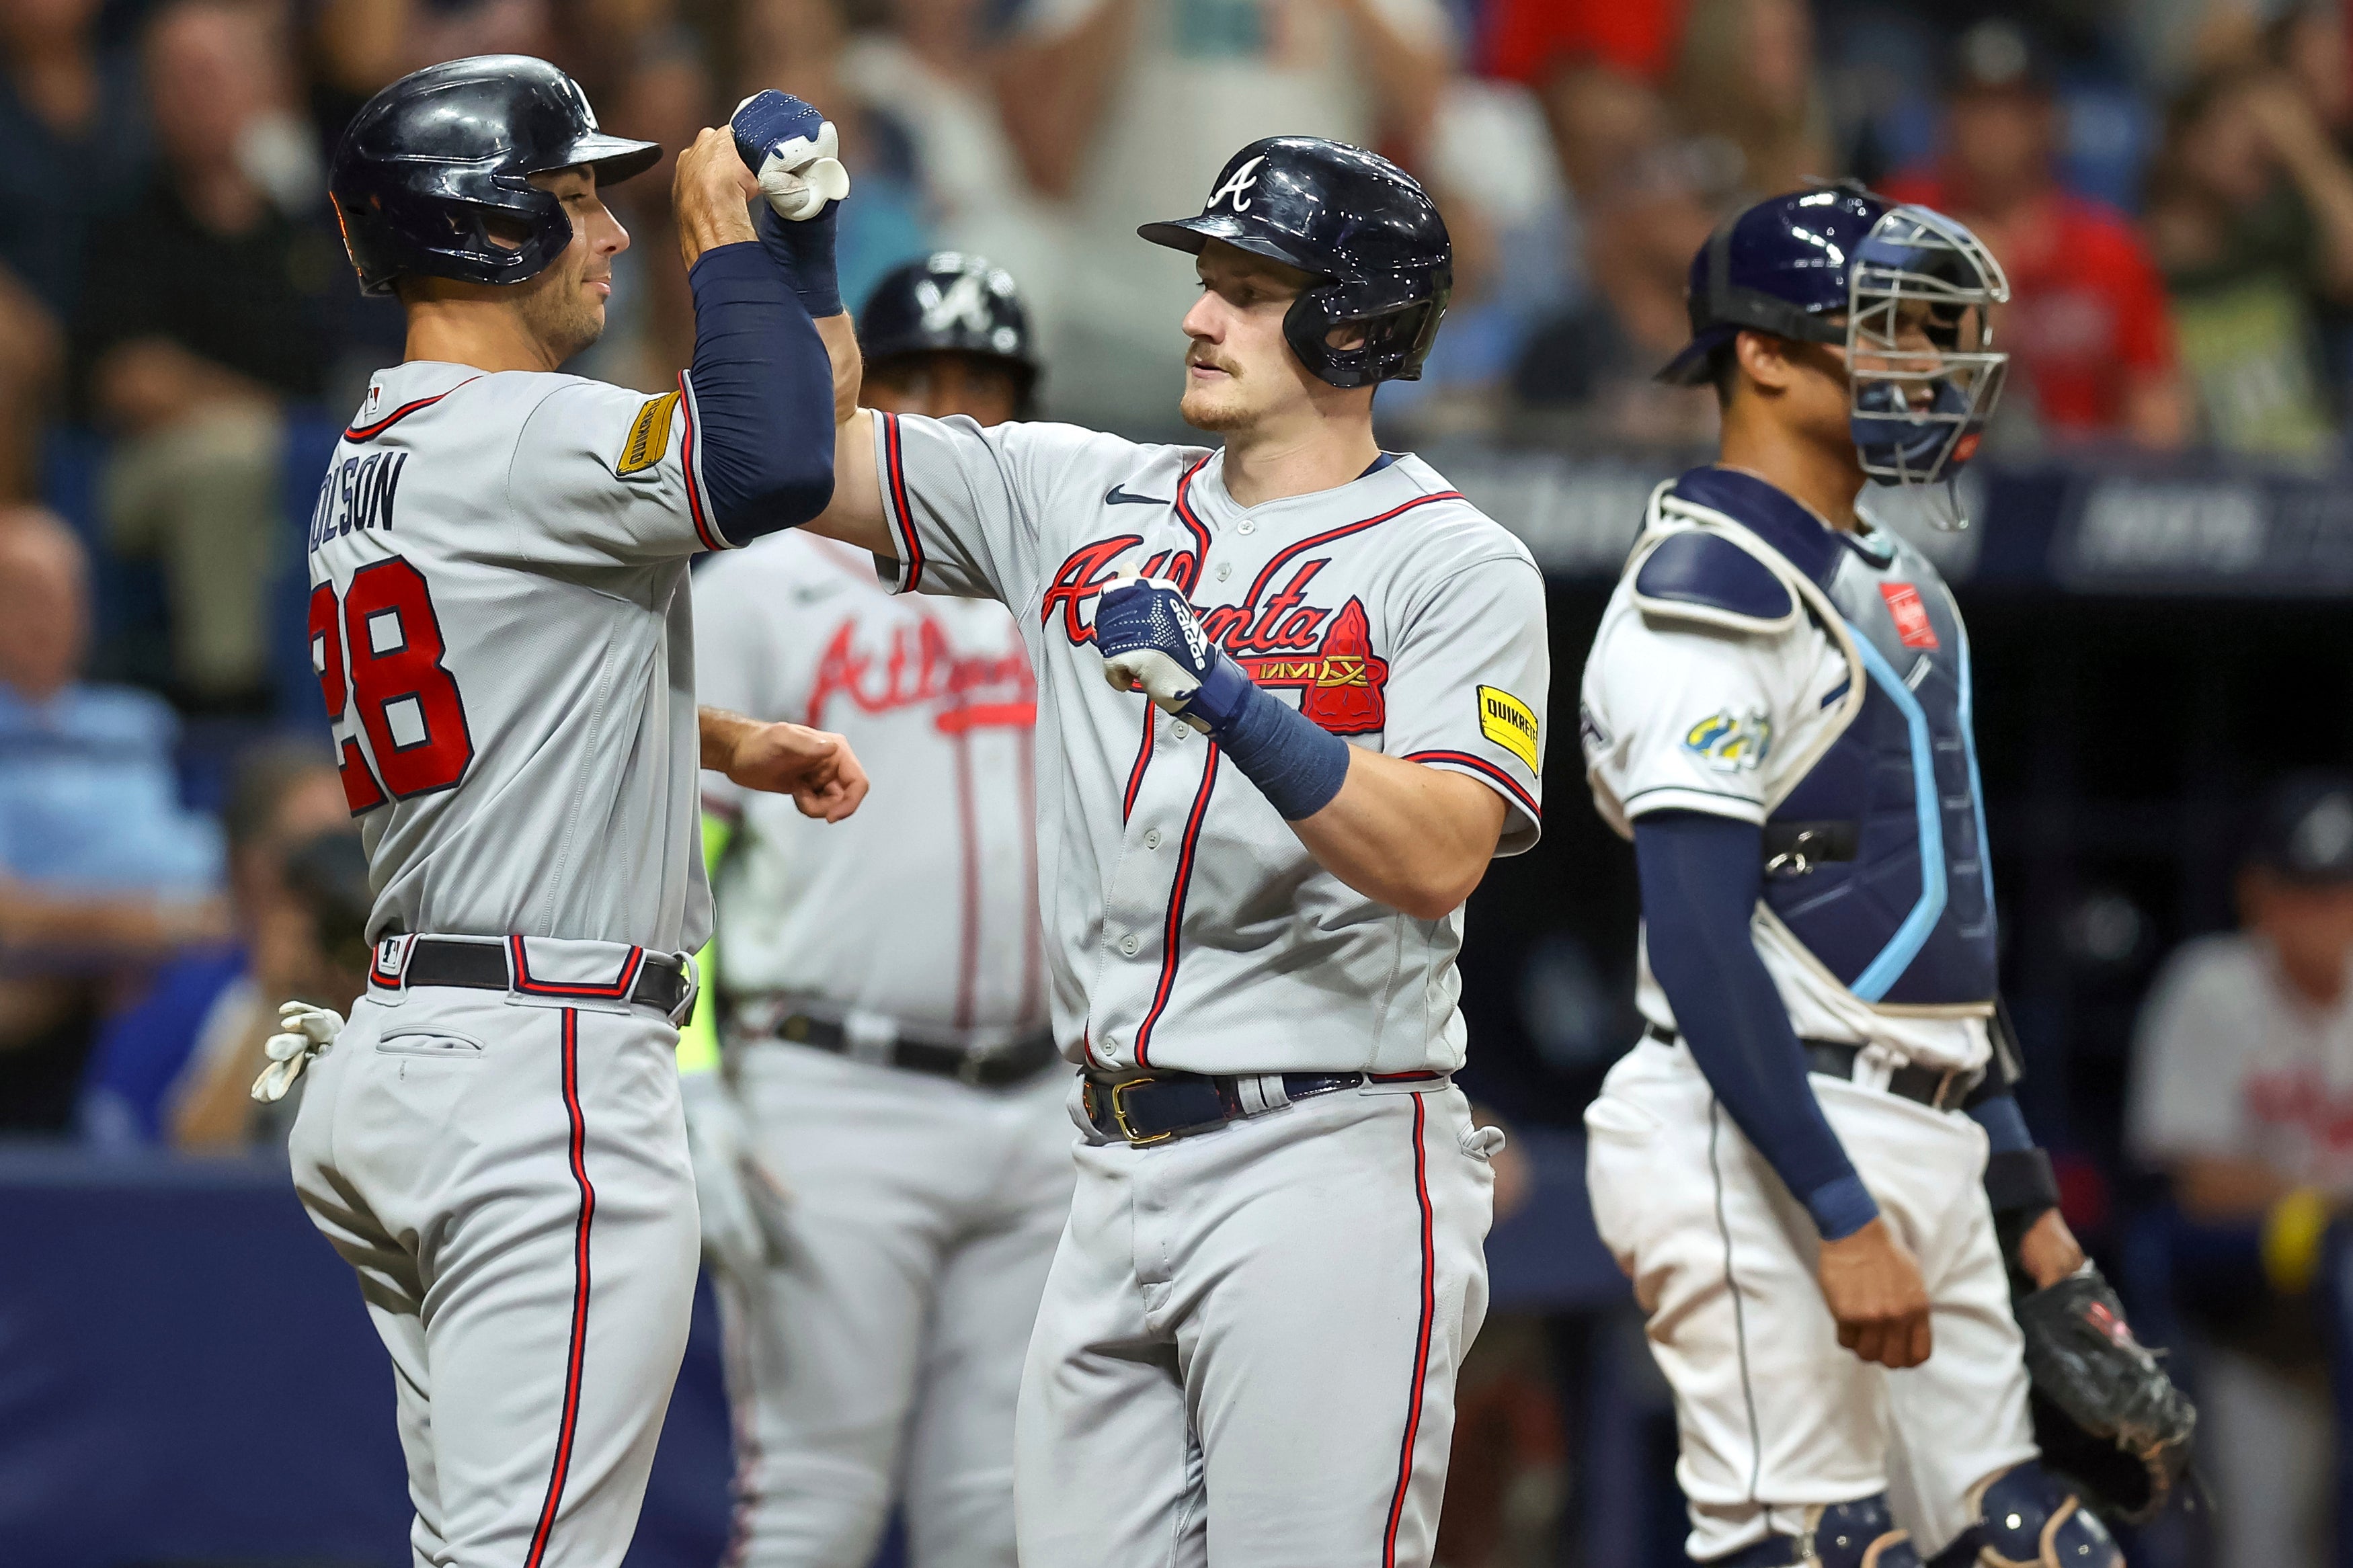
1661, 184, 2010, 528
858, 252, 1041, 405
1657, 184, 1891, 388
1138, 136, 1451, 389
329, 55, 659, 296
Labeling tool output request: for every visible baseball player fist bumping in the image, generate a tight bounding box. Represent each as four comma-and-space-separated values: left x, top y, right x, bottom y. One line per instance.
1577, 187, 2167, 1568
792, 136, 1548, 1568
284, 56, 864, 1568
1094, 575, 1242, 732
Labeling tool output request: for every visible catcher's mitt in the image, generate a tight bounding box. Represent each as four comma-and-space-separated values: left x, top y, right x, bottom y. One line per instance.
2015, 1264, 2197, 1525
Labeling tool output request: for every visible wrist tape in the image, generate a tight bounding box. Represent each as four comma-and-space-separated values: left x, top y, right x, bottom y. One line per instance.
1193, 659, 1351, 821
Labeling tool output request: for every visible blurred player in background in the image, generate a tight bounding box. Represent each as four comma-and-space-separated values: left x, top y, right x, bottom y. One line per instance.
2129, 772, 2353, 1568
683, 251, 1059, 1568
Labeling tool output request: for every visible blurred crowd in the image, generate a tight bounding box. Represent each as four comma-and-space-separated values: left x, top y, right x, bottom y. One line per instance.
0, 6, 2344, 1169
0, 5, 2351, 1128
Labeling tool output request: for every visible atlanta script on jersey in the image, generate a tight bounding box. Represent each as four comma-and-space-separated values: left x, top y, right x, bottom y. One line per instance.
870, 413, 1549, 1077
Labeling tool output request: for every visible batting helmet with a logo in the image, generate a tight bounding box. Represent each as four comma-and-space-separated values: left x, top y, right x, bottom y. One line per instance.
858, 252, 1041, 408
1138, 136, 1451, 389
329, 54, 658, 296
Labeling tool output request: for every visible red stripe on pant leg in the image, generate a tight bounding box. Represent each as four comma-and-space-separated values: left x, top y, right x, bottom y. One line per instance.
526, 1008, 598, 1568
1382, 1094, 1437, 1568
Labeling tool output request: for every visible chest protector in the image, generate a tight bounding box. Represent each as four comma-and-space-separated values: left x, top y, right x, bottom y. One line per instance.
1626, 466, 1996, 1007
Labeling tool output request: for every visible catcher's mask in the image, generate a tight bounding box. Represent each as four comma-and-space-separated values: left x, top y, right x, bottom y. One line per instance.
1843, 204, 2009, 531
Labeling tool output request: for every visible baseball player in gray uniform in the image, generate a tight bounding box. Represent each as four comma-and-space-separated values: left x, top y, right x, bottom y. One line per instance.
800, 137, 1550, 1568
684, 253, 1064, 1568
263, 62, 869, 1568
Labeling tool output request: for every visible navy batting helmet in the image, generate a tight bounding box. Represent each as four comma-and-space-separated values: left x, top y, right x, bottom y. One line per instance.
859, 252, 1041, 403
329, 55, 659, 296
1138, 136, 1451, 389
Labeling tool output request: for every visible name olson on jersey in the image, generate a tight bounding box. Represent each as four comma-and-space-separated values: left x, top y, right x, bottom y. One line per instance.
307, 450, 407, 552
1041, 536, 1390, 733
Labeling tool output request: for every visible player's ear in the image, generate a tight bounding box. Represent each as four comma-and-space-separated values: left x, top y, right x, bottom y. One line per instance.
1732, 329, 1798, 395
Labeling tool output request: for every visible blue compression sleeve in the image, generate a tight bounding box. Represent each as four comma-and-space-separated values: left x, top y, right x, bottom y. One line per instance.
753, 200, 843, 319
1969, 1092, 2035, 1153
686, 243, 835, 542
1635, 811, 1880, 1239
1188, 657, 1352, 820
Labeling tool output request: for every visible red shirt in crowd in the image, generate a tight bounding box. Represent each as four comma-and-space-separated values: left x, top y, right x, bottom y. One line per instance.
1882, 170, 2178, 440
1482, 0, 1687, 85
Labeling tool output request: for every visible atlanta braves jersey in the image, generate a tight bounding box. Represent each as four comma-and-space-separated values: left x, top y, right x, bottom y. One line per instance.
307, 360, 727, 952
870, 412, 1549, 1076
694, 529, 1046, 1032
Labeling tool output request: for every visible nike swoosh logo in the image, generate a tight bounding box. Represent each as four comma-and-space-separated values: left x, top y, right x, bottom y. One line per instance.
791, 582, 846, 603
1105, 485, 1171, 507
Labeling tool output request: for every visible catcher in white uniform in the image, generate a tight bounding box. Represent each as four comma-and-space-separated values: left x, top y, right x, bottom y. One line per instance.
266, 65, 870, 1568
800, 136, 1550, 1567
682, 252, 1065, 1568
1578, 185, 2189, 1567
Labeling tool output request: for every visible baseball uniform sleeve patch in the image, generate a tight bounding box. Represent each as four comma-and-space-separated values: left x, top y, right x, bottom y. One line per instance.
1682, 710, 1771, 772
1478, 686, 1540, 774
617, 392, 680, 477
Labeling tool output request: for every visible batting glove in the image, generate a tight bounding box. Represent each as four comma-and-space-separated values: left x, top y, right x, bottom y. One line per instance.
680, 1069, 795, 1280
731, 90, 850, 221
1094, 576, 1254, 735
250, 1000, 344, 1104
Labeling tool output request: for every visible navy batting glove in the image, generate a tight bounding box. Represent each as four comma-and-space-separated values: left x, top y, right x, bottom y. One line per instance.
1095, 577, 1252, 733
731, 90, 846, 317
1095, 577, 1352, 820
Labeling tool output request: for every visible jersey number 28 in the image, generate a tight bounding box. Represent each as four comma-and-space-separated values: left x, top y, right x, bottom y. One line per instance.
309, 559, 475, 813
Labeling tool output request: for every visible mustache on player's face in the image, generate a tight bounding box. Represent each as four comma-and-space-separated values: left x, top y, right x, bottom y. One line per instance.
1187, 344, 1243, 378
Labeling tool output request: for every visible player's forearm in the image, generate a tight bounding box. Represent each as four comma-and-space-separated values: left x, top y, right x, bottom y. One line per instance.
2175, 1153, 2299, 1222
686, 246, 836, 540
700, 706, 761, 774
800, 407, 895, 556
1291, 750, 1505, 919
1634, 811, 1880, 1240
819, 310, 861, 427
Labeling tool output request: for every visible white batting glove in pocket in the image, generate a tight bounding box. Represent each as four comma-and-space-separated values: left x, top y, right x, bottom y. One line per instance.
731, 91, 851, 222
251, 1000, 345, 1104
681, 1069, 795, 1280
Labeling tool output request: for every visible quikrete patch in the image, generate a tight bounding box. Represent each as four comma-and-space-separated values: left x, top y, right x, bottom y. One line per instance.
618, 391, 680, 477
1478, 685, 1540, 773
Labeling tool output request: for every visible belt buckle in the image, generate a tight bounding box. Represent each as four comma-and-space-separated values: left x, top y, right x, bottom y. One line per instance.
957, 1047, 995, 1087
1108, 1078, 1173, 1146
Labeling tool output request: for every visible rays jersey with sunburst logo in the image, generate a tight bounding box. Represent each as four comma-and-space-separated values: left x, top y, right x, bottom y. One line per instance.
1579, 464, 1999, 1074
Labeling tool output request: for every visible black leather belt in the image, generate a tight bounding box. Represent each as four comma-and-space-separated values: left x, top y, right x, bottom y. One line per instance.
1644, 1022, 1976, 1112
1082, 1069, 1423, 1145
766, 1012, 1062, 1089
383, 937, 692, 1018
